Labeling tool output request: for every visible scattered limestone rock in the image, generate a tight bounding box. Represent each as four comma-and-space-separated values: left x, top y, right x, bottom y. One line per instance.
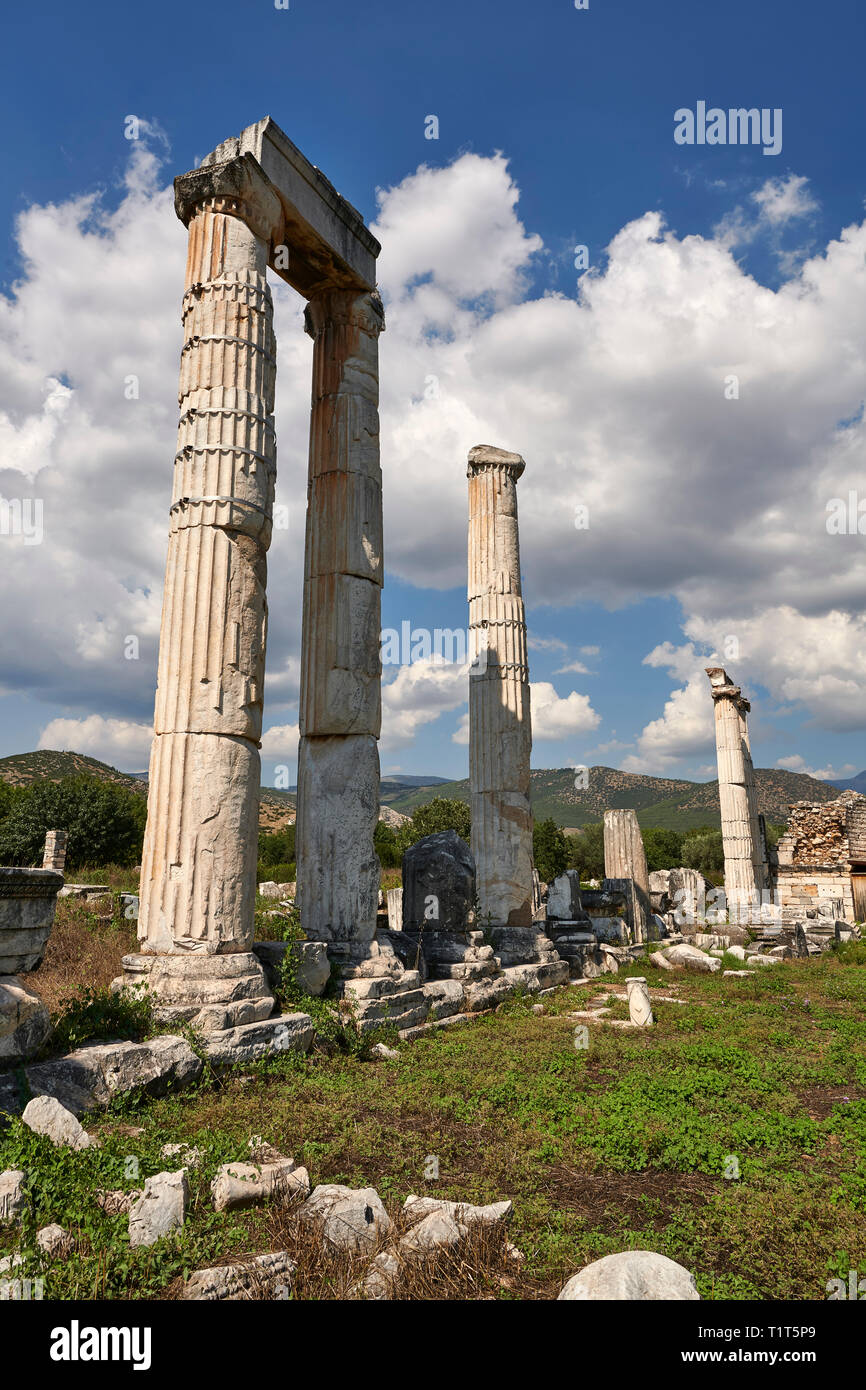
0, 1170, 26, 1224
723, 970, 756, 978
22, 1095, 94, 1151
558, 1250, 700, 1300
36, 1224, 74, 1260
372, 1042, 399, 1060
183, 1250, 295, 1301
748, 954, 784, 967
358, 1249, 402, 1300
299, 1184, 391, 1253
726, 944, 747, 960
661, 943, 722, 974
403, 1194, 513, 1227
0, 1251, 23, 1275
128, 1170, 189, 1248
211, 1159, 309, 1213
399, 1208, 467, 1256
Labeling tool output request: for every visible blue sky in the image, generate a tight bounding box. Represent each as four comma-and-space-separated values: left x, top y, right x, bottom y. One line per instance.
1, 0, 865, 787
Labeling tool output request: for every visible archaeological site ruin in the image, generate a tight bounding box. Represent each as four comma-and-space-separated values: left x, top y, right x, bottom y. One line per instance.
0, 109, 862, 1318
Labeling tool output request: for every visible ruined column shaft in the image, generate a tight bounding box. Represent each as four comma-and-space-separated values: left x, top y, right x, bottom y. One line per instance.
603, 808, 650, 941
296, 290, 385, 944
706, 667, 768, 911
138, 186, 279, 956
468, 447, 533, 928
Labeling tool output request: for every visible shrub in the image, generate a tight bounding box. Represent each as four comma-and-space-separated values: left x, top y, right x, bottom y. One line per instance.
567, 821, 605, 880
0, 775, 146, 869
49, 984, 152, 1054
258, 826, 295, 866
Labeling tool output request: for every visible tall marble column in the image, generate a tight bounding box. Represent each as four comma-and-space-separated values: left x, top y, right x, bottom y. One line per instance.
706, 667, 768, 916
467, 445, 533, 928
295, 290, 385, 947
603, 808, 650, 942
129, 157, 283, 1026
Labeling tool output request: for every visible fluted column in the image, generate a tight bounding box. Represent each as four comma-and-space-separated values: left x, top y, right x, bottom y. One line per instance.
706, 667, 767, 915
603, 808, 650, 941
137, 158, 282, 968
468, 445, 533, 927
296, 290, 385, 944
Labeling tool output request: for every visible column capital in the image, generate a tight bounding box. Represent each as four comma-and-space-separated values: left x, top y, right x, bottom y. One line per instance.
705, 666, 749, 711
174, 153, 284, 246
467, 444, 525, 481
303, 288, 385, 340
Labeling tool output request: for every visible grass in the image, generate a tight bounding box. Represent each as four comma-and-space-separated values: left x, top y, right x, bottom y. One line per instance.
3, 922, 865, 1300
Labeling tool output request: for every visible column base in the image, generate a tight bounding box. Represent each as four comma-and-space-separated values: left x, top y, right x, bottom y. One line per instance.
113, 952, 275, 1035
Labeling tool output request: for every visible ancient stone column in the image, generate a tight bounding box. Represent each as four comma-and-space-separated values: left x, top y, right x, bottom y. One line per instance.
130, 156, 283, 1024
295, 290, 385, 947
468, 445, 533, 928
706, 667, 768, 919
603, 808, 650, 942
42, 831, 67, 876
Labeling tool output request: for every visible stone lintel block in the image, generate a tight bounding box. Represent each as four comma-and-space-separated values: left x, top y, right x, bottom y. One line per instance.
300, 574, 381, 736
200, 120, 379, 296
304, 469, 383, 586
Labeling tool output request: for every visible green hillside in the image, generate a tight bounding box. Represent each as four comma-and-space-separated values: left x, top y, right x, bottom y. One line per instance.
383, 764, 841, 831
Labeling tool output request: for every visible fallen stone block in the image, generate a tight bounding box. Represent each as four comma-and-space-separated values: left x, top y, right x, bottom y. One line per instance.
0, 977, 50, 1064
298, 1184, 390, 1253
464, 977, 510, 1013
25, 1035, 202, 1116
723, 970, 756, 978
211, 1159, 309, 1213
661, 943, 722, 974
22, 1095, 94, 1151
558, 1250, 700, 1300
357, 1249, 401, 1300
128, 1170, 189, 1248
183, 1250, 295, 1301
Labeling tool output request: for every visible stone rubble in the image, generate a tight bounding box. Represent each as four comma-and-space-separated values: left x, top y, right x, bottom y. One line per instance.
128, 1170, 190, 1248
211, 1158, 310, 1213
22, 1095, 95, 1151
558, 1250, 700, 1300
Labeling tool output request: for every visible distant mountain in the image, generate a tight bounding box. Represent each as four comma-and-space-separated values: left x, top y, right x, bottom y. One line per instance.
828, 770, 866, 795
0, 750, 147, 794
381, 765, 841, 832
0, 751, 841, 836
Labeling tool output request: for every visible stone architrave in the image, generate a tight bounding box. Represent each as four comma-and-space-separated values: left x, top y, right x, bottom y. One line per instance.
128, 119, 384, 1021
467, 445, 533, 928
603, 810, 650, 942
705, 667, 768, 919
42, 831, 68, 876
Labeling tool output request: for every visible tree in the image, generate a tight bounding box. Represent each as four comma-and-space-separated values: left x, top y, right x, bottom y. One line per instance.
641, 827, 685, 872
567, 821, 605, 880
533, 817, 570, 882
397, 797, 471, 853
258, 825, 296, 867
0, 775, 147, 869
373, 819, 402, 868
681, 829, 725, 875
